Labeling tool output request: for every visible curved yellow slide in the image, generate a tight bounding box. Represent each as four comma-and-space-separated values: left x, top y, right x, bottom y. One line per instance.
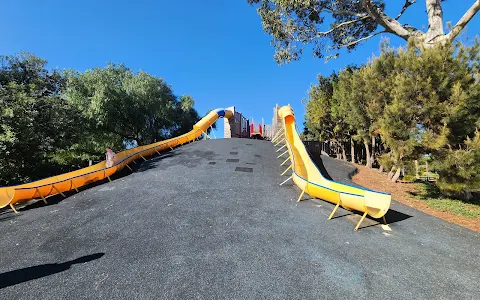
275, 106, 391, 231
0, 108, 233, 213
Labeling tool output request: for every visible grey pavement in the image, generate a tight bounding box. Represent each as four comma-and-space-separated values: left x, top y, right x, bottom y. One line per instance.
0, 139, 479, 299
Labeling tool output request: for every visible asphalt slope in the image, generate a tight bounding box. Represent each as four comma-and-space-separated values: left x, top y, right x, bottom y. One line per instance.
0, 139, 479, 299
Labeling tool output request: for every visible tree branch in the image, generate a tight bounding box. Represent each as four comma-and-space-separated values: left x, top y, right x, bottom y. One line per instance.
362, 0, 418, 40
446, 0, 480, 42
323, 8, 368, 18
395, 0, 417, 20
425, 0, 445, 41
338, 31, 386, 48
317, 16, 370, 36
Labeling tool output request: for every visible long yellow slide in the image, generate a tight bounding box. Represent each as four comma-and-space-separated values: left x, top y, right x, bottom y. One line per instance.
275, 106, 391, 231
0, 108, 233, 213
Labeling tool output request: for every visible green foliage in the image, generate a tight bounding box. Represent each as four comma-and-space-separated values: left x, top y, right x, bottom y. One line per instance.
0, 53, 83, 185
413, 183, 480, 218
432, 130, 480, 197
247, 0, 480, 64
246, 0, 383, 63
65, 64, 187, 145
401, 174, 416, 183
303, 39, 480, 198
1, 54, 202, 186
304, 73, 337, 141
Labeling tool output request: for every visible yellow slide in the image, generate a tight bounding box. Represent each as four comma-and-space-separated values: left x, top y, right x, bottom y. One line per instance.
275, 106, 391, 231
0, 108, 233, 213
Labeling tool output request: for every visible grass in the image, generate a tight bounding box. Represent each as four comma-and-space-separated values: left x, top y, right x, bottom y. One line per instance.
411, 182, 480, 218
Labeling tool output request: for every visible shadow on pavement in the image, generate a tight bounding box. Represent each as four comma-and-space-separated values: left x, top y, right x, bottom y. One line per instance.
0, 253, 105, 289
134, 151, 176, 173
308, 154, 333, 180
355, 209, 413, 230
383, 209, 412, 224
329, 209, 412, 225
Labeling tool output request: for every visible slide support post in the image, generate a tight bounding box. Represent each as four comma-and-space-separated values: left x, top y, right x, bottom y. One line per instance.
281, 164, 292, 176
201, 130, 211, 140
280, 156, 291, 166
279, 176, 292, 186
277, 150, 288, 158
70, 179, 79, 192
52, 184, 66, 197
275, 138, 285, 147
297, 185, 306, 202
328, 196, 342, 220
36, 188, 47, 204
10, 203, 19, 214
276, 144, 287, 152
210, 125, 216, 139
355, 210, 368, 231
272, 130, 284, 143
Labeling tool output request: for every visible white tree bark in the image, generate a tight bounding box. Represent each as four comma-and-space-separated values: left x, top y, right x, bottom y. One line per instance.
361, 0, 480, 49
391, 168, 402, 183
370, 135, 376, 168
351, 138, 355, 164
425, 0, 445, 45
388, 166, 396, 180
445, 0, 480, 42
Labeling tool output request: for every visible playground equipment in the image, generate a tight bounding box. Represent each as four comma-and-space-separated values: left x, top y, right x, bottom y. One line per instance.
249, 118, 264, 139
273, 106, 391, 231
0, 108, 233, 213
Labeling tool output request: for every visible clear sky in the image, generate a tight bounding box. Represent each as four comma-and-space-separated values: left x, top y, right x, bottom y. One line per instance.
1, 1, 479, 136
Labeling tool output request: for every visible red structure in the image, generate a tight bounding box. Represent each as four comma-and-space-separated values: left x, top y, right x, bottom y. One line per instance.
250, 120, 264, 139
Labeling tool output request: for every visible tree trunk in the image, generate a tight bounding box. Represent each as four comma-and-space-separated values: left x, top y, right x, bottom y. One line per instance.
415, 160, 419, 179
379, 165, 384, 173
391, 168, 402, 183
351, 138, 355, 164
357, 145, 361, 164
370, 135, 376, 167
425, 0, 445, 45
462, 190, 473, 201
364, 140, 372, 168
388, 166, 396, 181
341, 144, 347, 161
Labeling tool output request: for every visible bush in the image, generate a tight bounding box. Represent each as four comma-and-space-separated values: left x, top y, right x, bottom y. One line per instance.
432, 131, 480, 200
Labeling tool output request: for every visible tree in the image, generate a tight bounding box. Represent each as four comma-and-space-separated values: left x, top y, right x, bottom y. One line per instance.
304, 73, 351, 159
174, 95, 202, 136
334, 66, 378, 166
0, 53, 84, 185
65, 64, 192, 146
432, 130, 480, 200
304, 73, 337, 142
247, 0, 480, 63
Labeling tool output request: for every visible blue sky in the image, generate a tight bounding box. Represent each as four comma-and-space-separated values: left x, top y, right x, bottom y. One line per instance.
1, 1, 479, 136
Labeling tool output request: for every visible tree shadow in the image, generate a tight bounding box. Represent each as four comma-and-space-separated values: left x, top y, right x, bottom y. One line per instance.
308, 154, 333, 180
134, 151, 177, 173
409, 181, 480, 205
0, 253, 105, 289
0, 212, 16, 223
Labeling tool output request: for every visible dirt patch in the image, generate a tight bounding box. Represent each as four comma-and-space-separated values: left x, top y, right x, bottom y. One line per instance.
352, 164, 480, 232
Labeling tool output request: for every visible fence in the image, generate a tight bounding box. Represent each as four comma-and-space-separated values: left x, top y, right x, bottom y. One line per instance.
302, 140, 370, 164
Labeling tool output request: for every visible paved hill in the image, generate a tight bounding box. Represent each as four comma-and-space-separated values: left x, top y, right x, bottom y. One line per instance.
0, 139, 478, 299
